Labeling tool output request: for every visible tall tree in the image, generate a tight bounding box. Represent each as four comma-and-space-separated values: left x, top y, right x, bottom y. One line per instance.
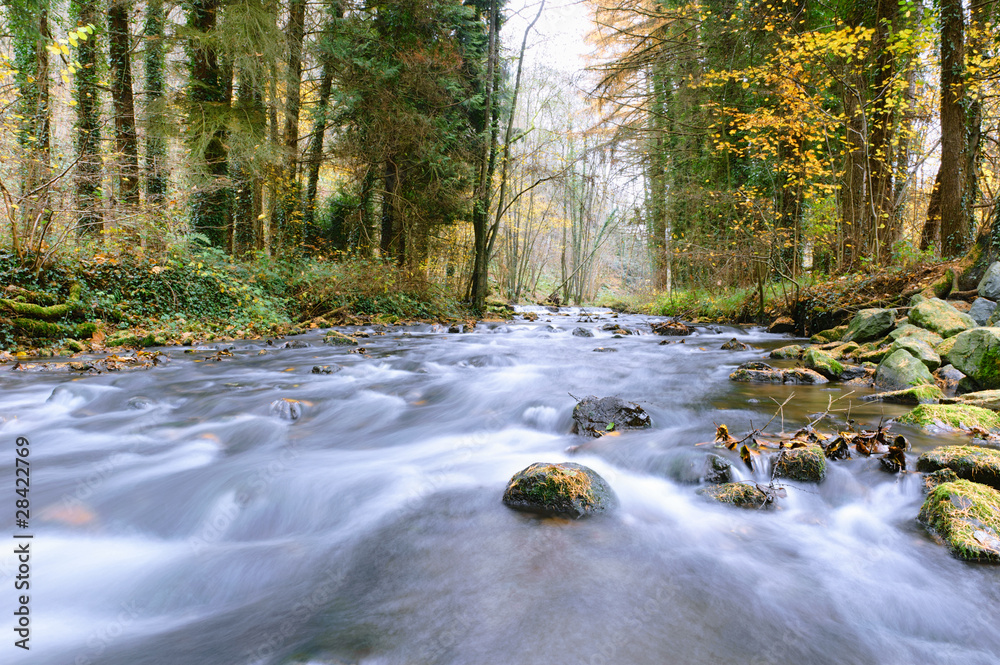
275, 0, 308, 250
187, 0, 231, 247
144, 0, 168, 206
72, 0, 103, 238
109, 0, 140, 209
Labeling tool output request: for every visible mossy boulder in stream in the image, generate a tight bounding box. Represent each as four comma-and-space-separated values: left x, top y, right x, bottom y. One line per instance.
888, 337, 940, 372
502, 462, 617, 518
875, 349, 935, 391
571, 395, 651, 437
772, 446, 827, 482
861, 385, 944, 405
898, 404, 1000, 434
803, 348, 845, 380
939, 328, 1000, 390
810, 325, 847, 343
918, 479, 1000, 562
889, 324, 944, 348
769, 345, 803, 360
908, 298, 977, 338
916, 445, 1000, 491
697, 482, 773, 509
843, 308, 896, 343
323, 330, 358, 346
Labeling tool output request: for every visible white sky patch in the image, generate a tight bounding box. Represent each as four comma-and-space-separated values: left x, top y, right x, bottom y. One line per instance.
503, 0, 596, 74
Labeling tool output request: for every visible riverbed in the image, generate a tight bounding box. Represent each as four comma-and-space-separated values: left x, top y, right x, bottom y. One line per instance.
2, 307, 998, 665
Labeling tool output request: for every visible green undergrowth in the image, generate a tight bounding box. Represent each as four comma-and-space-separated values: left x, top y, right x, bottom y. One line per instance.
0, 246, 465, 352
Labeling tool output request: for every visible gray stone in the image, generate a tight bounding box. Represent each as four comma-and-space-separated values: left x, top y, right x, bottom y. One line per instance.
889, 324, 944, 348
977, 261, 1000, 300
843, 308, 897, 343
503, 462, 617, 518
909, 298, 977, 338
941, 327, 1000, 390
572, 327, 594, 338
875, 348, 936, 391
572, 395, 651, 437
889, 336, 941, 372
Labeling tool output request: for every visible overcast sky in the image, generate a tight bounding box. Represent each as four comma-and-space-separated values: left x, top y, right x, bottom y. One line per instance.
502, 0, 596, 74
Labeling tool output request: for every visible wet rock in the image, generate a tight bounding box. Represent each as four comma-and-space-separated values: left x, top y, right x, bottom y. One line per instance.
448, 324, 463, 333
772, 446, 827, 482
969, 298, 998, 326
703, 454, 733, 484
269, 398, 303, 421
918, 479, 1000, 562
572, 327, 594, 338
721, 338, 750, 351
571, 395, 652, 437
977, 261, 1000, 300
523, 311, 538, 322
651, 320, 692, 336
311, 365, 341, 374
889, 324, 944, 348
923, 468, 960, 493
592, 347, 618, 353
766, 316, 796, 334
827, 342, 860, 360
730, 362, 784, 383
909, 298, 976, 338
810, 325, 848, 343
284, 340, 311, 349
898, 404, 1000, 434
803, 348, 844, 380
697, 482, 773, 509
323, 330, 358, 346
945, 388, 1000, 410
840, 365, 874, 383
889, 336, 940, 372
875, 349, 935, 391
546, 325, 562, 332
940, 327, 1000, 390
861, 385, 943, 404
502, 462, 617, 518
769, 344, 803, 360
916, 445, 1000, 491
843, 308, 896, 343
782, 367, 829, 384
934, 364, 966, 393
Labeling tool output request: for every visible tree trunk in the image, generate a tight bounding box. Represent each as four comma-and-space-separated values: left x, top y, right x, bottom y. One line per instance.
936, 0, 970, 258
275, 0, 307, 251
74, 0, 103, 238
188, 0, 231, 248
109, 0, 140, 211
144, 0, 167, 207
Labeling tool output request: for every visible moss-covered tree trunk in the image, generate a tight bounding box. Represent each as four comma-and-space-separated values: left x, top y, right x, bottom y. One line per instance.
73, 0, 103, 238
144, 0, 167, 207
109, 0, 140, 214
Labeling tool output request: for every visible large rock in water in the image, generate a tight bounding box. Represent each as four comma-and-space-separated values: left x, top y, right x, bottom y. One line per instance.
940, 327, 1000, 390
697, 482, 773, 509
889, 324, 943, 348
918, 479, 1000, 562
502, 462, 617, 518
803, 347, 845, 379
843, 308, 896, 343
772, 446, 827, 482
897, 404, 1000, 434
571, 395, 651, 437
916, 445, 1000, 491
977, 261, 1000, 300
908, 298, 977, 338
875, 348, 935, 391
888, 336, 940, 372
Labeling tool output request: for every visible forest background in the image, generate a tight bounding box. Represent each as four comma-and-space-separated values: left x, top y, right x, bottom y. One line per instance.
1, 0, 999, 351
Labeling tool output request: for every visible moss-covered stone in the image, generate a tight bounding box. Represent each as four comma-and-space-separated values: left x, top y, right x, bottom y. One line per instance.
889, 324, 944, 348
918, 479, 1000, 562
502, 462, 617, 518
923, 468, 960, 493
860, 385, 944, 405
697, 482, 773, 509
875, 348, 935, 391
843, 308, 896, 343
916, 445, 1000, 491
898, 404, 1000, 433
950, 389, 1000, 411
730, 362, 785, 383
810, 325, 848, 344
769, 344, 803, 360
940, 328, 1000, 390
828, 342, 860, 360
889, 336, 941, 372
571, 395, 652, 437
909, 298, 977, 338
323, 330, 359, 346
773, 446, 827, 482
803, 347, 845, 379
782, 368, 829, 384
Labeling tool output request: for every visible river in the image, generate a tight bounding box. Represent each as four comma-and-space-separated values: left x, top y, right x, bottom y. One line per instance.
2, 307, 999, 665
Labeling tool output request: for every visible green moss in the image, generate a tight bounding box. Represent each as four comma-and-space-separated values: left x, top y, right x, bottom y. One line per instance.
898, 405, 1000, 433
773, 446, 827, 482
323, 330, 358, 346
923, 468, 960, 493
918, 479, 1000, 562
697, 482, 773, 509
502, 462, 617, 518
862, 385, 943, 404
769, 344, 803, 360
916, 445, 1000, 490
804, 347, 844, 379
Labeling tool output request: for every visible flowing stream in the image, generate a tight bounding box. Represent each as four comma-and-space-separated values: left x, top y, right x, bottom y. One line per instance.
2, 307, 999, 665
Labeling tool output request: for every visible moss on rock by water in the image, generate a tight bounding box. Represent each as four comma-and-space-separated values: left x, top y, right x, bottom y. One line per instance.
773, 446, 827, 482
861, 385, 943, 405
898, 404, 1000, 433
502, 462, 617, 518
697, 482, 773, 509
916, 445, 1000, 491
918, 479, 1000, 562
